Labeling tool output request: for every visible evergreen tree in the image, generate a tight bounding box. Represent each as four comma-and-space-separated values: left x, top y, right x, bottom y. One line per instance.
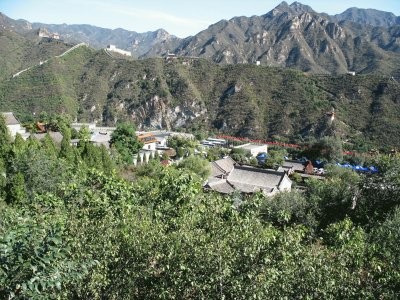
26, 135, 41, 150
6, 172, 26, 204
12, 133, 26, 156
41, 133, 58, 158
0, 115, 11, 159
59, 129, 74, 163
80, 142, 101, 169
0, 158, 6, 200
100, 145, 114, 173
78, 126, 91, 143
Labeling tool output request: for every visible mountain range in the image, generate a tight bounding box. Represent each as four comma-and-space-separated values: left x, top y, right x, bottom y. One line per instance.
2, 2, 400, 75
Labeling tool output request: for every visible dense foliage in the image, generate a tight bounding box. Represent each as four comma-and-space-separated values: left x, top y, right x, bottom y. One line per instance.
110, 123, 143, 164
1, 115, 400, 299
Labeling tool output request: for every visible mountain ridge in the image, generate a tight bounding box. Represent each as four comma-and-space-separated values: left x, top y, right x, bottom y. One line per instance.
141, 2, 400, 74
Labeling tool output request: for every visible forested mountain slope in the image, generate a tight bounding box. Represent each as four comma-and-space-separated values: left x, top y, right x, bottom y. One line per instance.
1, 44, 399, 147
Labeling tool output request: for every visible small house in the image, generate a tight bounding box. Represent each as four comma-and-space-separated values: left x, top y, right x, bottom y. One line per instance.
138, 133, 158, 151
233, 143, 268, 158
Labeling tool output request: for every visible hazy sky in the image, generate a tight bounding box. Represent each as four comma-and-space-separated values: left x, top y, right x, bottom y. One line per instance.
1, 0, 400, 37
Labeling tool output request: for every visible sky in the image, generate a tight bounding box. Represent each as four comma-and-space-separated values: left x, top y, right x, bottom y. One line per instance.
1, 0, 400, 37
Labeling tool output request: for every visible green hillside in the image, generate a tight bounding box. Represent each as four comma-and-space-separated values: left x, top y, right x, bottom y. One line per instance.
1, 45, 399, 147
0, 29, 72, 81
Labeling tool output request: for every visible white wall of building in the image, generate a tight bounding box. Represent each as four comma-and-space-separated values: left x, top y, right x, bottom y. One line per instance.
106, 45, 132, 56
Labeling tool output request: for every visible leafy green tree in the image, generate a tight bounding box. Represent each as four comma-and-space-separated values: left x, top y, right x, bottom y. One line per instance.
264, 149, 286, 169
135, 159, 164, 179
0, 158, 6, 200
177, 155, 211, 181
161, 152, 170, 161
306, 166, 361, 229
260, 191, 317, 228
10, 148, 71, 197
354, 155, 400, 224
26, 135, 41, 150
110, 123, 143, 164
230, 147, 247, 163
304, 136, 343, 162
167, 136, 199, 157
176, 146, 186, 158
206, 146, 229, 161
0, 206, 91, 299
368, 207, 400, 297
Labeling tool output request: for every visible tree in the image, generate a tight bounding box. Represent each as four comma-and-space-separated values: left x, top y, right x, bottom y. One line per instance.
0, 158, 7, 200
0, 115, 11, 159
79, 142, 101, 169
264, 149, 286, 169
230, 148, 247, 163
304, 136, 343, 163
78, 126, 91, 143
110, 123, 143, 164
100, 145, 114, 173
6, 172, 26, 204
41, 133, 58, 158
260, 191, 316, 228
59, 129, 74, 163
167, 136, 199, 157
176, 155, 211, 180
13, 133, 25, 152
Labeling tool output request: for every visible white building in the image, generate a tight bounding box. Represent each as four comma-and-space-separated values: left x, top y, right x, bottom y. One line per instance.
1, 112, 29, 139
71, 122, 97, 132
233, 143, 268, 158
106, 44, 132, 56
137, 133, 158, 151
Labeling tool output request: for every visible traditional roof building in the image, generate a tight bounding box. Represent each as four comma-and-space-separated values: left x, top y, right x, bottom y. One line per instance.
281, 160, 307, 174
206, 157, 292, 196
33, 132, 64, 144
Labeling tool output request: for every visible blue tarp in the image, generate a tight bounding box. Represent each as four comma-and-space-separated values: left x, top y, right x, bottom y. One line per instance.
336, 162, 378, 173
257, 153, 268, 159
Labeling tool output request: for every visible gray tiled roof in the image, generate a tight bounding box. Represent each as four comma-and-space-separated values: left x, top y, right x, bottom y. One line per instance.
283, 160, 305, 172
207, 179, 235, 194
33, 132, 64, 144
227, 166, 286, 190
1, 112, 19, 125
210, 157, 236, 177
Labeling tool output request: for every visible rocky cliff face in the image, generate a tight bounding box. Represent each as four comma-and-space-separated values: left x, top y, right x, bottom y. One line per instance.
131, 95, 207, 130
